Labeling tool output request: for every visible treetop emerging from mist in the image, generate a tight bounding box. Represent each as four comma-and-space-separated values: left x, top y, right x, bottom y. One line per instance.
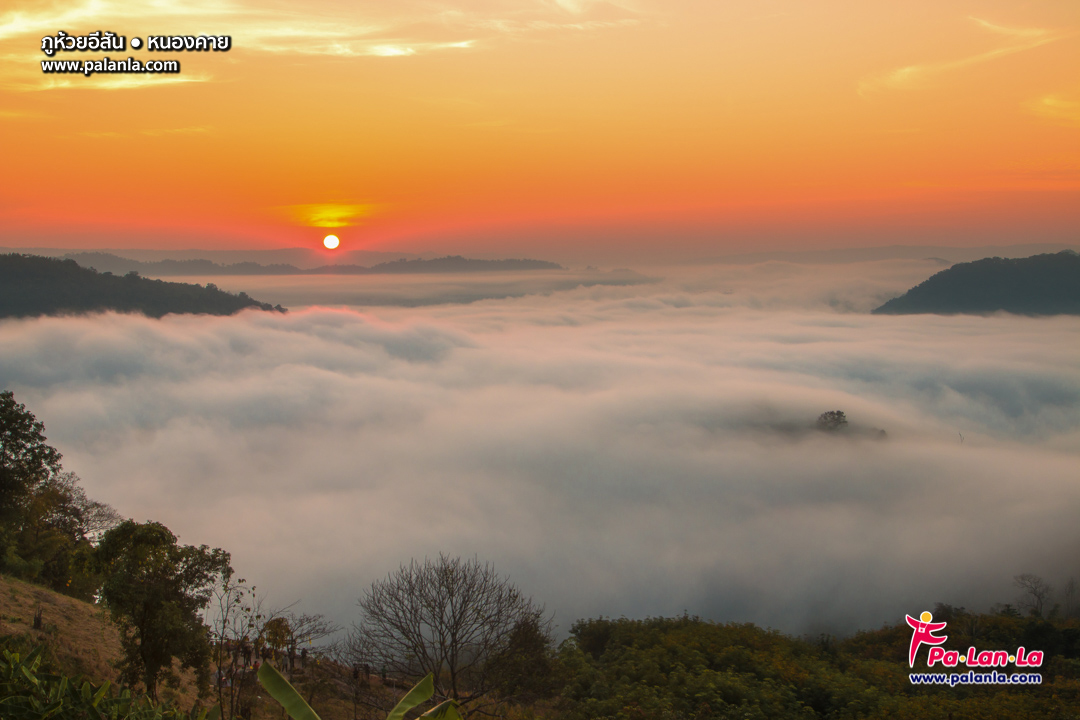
816, 410, 849, 432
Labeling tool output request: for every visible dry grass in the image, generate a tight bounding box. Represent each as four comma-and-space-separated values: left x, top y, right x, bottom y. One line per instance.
0, 572, 120, 680
0, 574, 545, 719
0, 573, 387, 719
0, 572, 203, 710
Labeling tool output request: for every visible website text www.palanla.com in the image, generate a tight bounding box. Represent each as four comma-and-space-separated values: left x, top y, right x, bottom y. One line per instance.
41, 57, 179, 76
909, 671, 1043, 686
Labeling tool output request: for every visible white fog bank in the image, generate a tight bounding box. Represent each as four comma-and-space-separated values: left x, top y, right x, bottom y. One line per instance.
1, 260, 1077, 635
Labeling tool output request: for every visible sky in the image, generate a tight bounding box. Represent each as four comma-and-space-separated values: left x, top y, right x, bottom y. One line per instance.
2, 261, 1078, 635
1, 0, 1078, 260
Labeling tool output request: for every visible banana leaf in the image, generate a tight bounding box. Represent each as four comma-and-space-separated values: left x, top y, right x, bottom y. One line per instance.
256, 663, 321, 720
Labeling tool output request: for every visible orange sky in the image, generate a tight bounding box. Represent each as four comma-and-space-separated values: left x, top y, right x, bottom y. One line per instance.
1, 0, 1077, 259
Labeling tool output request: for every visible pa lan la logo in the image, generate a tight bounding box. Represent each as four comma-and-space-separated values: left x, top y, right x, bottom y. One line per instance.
905, 610, 1043, 669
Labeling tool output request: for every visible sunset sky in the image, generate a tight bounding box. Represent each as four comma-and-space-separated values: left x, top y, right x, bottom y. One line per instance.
1, 0, 1077, 259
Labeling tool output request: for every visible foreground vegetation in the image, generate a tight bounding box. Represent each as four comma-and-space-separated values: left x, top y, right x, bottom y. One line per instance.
0, 644, 214, 720
558, 614, 1080, 720
6, 593, 1080, 719
4, 389, 1080, 718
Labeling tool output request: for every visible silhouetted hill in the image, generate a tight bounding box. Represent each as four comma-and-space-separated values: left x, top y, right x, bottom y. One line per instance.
64, 252, 563, 276
873, 251, 1080, 316
0, 254, 286, 319
64, 252, 299, 276
361, 255, 562, 273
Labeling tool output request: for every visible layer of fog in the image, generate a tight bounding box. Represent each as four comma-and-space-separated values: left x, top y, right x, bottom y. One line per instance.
166, 268, 655, 309
170, 257, 944, 313
1, 259, 1077, 636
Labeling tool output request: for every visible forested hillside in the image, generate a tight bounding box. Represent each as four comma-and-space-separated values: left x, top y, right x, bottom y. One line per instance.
873, 251, 1080, 315
0, 254, 285, 318
558, 614, 1080, 719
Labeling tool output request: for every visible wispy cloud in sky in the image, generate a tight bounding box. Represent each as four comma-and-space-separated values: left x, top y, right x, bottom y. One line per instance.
859, 16, 1067, 96
75, 125, 211, 138
0, 0, 644, 91
0, 107, 45, 118
1026, 91, 1080, 128
0, 0, 239, 41
282, 203, 377, 228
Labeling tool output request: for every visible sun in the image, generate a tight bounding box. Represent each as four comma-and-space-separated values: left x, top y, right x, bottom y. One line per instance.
323, 234, 340, 250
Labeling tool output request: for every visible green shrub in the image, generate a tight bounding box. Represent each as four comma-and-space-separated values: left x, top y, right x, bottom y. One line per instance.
0, 646, 218, 720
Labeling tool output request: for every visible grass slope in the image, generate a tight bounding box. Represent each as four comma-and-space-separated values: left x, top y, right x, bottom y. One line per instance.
0, 573, 394, 720
0, 573, 202, 709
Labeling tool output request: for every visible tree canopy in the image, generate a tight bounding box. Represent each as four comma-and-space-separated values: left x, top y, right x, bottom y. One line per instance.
96, 520, 232, 700
816, 410, 848, 432
558, 613, 1080, 720
0, 391, 62, 529
0, 390, 119, 598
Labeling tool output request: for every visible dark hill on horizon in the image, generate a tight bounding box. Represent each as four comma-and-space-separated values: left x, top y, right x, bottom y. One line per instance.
64, 252, 563, 276
0, 254, 286, 319
873, 251, 1080, 316
360, 255, 563, 273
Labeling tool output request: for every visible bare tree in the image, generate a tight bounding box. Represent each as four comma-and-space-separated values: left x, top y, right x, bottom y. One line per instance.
205, 575, 279, 720
1065, 577, 1077, 618
355, 554, 551, 709
1014, 573, 1053, 617
205, 576, 340, 720
281, 612, 339, 673
273, 611, 341, 710
338, 628, 391, 720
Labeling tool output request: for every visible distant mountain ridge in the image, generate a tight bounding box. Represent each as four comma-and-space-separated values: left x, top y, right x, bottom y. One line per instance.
64, 252, 563, 276
1, 246, 420, 269
873, 251, 1080, 316
0, 254, 285, 319
711, 243, 1078, 265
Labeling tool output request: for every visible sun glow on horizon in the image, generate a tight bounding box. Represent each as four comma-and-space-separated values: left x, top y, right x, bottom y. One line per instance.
323, 235, 340, 249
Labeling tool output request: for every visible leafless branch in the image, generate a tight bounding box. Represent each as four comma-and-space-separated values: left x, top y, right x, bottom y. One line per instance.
355, 554, 550, 707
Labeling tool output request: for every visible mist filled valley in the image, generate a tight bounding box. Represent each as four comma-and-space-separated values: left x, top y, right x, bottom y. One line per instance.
4, 0, 1078, 713
2, 257, 1076, 637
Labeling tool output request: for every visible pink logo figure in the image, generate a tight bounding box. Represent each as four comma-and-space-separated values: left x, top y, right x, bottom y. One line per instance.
906, 611, 948, 667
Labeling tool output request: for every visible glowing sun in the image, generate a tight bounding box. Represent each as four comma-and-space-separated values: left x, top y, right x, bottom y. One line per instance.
323, 234, 340, 250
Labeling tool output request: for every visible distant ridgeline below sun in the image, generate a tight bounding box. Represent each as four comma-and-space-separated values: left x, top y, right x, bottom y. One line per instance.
323, 235, 340, 249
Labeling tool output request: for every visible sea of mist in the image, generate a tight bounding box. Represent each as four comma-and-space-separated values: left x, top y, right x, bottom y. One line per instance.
1, 258, 1078, 636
